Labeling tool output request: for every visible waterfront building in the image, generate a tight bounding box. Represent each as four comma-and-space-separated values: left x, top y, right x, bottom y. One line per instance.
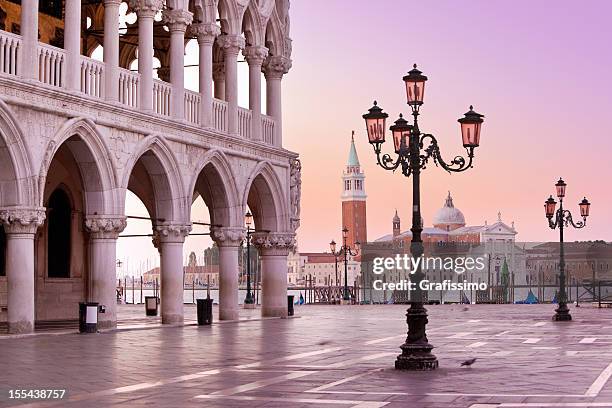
0, 0, 298, 333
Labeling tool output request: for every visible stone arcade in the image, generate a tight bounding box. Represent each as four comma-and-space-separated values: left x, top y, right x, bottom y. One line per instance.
0, 0, 299, 333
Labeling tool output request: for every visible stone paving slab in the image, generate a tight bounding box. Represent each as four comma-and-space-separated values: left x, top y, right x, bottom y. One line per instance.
1, 304, 612, 407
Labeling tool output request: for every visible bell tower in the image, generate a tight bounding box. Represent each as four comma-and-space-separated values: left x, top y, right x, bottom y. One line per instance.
393, 210, 401, 237
341, 132, 367, 248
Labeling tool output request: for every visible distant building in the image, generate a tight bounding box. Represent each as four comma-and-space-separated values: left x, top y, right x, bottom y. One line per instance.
341, 134, 367, 248
287, 250, 360, 287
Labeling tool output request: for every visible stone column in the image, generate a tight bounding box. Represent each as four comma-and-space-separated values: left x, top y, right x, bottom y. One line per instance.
64, 0, 82, 90
103, 0, 121, 101
163, 9, 193, 121
211, 227, 245, 320
213, 62, 225, 100
0, 208, 45, 333
84, 216, 127, 329
252, 232, 296, 317
190, 23, 220, 128
20, 0, 39, 79
129, 0, 163, 112
155, 224, 191, 324
217, 34, 245, 135
243, 46, 268, 141
263, 56, 292, 146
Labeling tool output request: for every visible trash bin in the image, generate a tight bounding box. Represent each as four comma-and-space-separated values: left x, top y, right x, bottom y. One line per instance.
197, 298, 213, 325
287, 295, 295, 316
79, 302, 99, 333
145, 296, 158, 316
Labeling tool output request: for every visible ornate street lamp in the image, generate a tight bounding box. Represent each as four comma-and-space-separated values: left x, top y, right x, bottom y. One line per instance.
330, 227, 360, 302
362, 64, 484, 371
244, 211, 254, 305
544, 178, 590, 321
330, 240, 340, 294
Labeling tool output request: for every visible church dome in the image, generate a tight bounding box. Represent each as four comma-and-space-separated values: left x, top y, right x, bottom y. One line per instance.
432, 192, 465, 230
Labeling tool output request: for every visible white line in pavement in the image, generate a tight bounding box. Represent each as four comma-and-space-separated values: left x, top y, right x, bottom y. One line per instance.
306, 369, 383, 393
500, 403, 612, 407
447, 332, 472, 338
492, 350, 514, 357
468, 319, 481, 323
467, 341, 487, 348
532, 346, 559, 350
580, 337, 597, 344
211, 371, 315, 396
495, 330, 512, 337
585, 361, 612, 396
533, 322, 547, 327
364, 335, 405, 345
194, 394, 389, 407
235, 346, 343, 368
522, 338, 541, 344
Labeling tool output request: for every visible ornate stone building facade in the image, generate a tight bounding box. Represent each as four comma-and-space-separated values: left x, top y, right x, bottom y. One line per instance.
0, 0, 299, 333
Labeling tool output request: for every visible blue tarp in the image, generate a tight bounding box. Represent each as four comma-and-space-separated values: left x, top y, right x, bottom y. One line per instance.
524, 290, 539, 304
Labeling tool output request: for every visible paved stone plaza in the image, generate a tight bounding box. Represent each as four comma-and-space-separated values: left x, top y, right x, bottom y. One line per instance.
2, 304, 612, 407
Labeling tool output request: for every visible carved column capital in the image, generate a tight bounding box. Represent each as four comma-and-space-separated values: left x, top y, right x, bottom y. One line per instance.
243, 46, 269, 66
211, 227, 245, 247
154, 223, 192, 243
0, 207, 46, 235
162, 9, 193, 32
103, 0, 122, 6
190, 22, 221, 45
213, 62, 225, 80
217, 34, 245, 56
251, 232, 296, 256
84, 216, 127, 239
263, 55, 292, 79
128, 0, 163, 17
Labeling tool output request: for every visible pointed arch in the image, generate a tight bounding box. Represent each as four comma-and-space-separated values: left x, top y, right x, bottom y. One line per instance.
121, 135, 186, 223
265, 3, 290, 58
0, 99, 35, 207
217, 0, 248, 35
187, 149, 241, 228
242, 1, 272, 47
39, 117, 117, 215
242, 161, 289, 232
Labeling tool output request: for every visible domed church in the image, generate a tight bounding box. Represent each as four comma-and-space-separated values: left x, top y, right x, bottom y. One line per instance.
375, 191, 517, 245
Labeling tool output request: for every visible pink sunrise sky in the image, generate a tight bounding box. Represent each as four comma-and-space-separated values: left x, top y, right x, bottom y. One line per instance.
116, 0, 612, 273
281, 0, 612, 252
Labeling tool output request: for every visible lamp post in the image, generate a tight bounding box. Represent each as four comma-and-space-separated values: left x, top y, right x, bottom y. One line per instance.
329, 239, 341, 298
244, 211, 254, 305
544, 178, 591, 321
330, 227, 360, 302
362, 64, 484, 371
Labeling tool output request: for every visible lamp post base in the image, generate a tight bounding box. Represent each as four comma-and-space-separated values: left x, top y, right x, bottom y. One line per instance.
553, 304, 572, 321
395, 303, 438, 371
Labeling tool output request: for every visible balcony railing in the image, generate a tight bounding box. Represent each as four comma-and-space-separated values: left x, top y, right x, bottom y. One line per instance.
118, 67, 139, 108
37, 43, 64, 88
238, 107, 252, 140
262, 115, 275, 145
80, 56, 104, 98
0, 31, 20, 76
212, 98, 228, 133
153, 79, 171, 116
0, 31, 277, 146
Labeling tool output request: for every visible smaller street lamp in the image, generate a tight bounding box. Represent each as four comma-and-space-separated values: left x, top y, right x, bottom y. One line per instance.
329, 240, 340, 292
330, 227, 360, 302
544, 178, 591, 321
